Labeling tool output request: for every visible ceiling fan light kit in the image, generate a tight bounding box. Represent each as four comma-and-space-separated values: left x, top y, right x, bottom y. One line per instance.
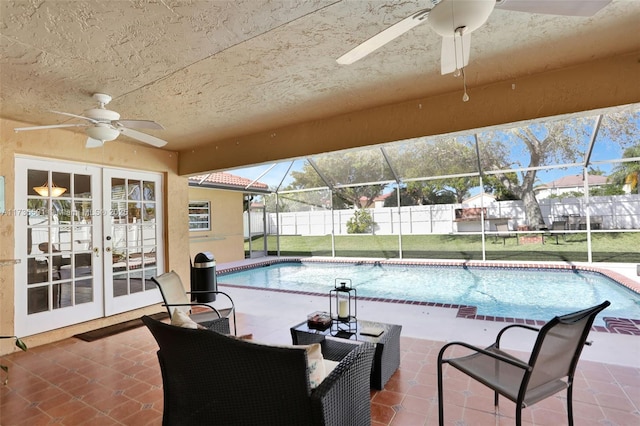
14, 93, 167, 149
86, 123, 120, 142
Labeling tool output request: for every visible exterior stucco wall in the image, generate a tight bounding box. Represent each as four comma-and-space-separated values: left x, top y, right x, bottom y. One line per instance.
0, 118, 189, 354
188, 187, 245, 264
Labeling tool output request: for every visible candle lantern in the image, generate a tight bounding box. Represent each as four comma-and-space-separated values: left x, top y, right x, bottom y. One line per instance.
329, 278, 357, 335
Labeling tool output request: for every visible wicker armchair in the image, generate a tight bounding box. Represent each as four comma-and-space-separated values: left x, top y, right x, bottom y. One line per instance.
142, 315, 376, 426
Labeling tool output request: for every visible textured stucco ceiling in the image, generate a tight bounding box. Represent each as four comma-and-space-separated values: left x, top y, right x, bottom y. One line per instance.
2, 0, 639, 162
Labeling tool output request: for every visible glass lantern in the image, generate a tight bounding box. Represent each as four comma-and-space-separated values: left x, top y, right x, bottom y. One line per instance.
329, 278, 357, 335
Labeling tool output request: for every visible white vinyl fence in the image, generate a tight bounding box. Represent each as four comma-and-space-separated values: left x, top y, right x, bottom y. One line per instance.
262, 195, 640, 236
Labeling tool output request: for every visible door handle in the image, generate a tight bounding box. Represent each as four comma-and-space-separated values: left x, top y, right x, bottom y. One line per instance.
93, 247, 100, 257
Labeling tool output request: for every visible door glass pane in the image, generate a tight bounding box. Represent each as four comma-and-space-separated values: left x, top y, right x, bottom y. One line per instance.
143, 181, 155, 201
130, 270, 144, 294
128, 180, 141, 200
27, 257, 48, 284
28, 169, 49, 197
142, 223, 156, 246
145, 268, 157, 290
51, 172, 71, 197
53, 282, 73, 309
128, 202, 141, 223
74, 174, 91, 198
142, 202, 155, 222
113, 273, 128, 297
28, 286, 49, 314
111, 178, 126, 200
76, 279, 93, 304
111, 202, 126, 223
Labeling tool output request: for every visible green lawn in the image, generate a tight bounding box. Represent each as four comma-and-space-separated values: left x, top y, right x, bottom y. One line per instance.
245, 232, 640, 263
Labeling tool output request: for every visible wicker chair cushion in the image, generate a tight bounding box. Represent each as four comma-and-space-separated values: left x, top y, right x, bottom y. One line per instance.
170, 309, 202, 329
170, 309, 197, 328
306, 342, 326, 388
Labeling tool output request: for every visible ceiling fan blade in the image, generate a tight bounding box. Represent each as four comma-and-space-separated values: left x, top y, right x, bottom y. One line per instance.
336, 8, 431, 65
117, 127, 167, 147
14, 123, 88, 132
495, 0, 611, 17
440, 32, 471, 75
85, 137, 104, 148
50, 110, 98, 123
115, 119, 164, 130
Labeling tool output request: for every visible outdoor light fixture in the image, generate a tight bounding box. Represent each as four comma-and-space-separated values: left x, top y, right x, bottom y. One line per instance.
33, 181, 67, 197
329, 278, 357, 336
86, 123, 120, 142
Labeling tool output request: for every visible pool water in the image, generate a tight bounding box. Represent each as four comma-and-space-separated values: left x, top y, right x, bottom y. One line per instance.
218, 262, 640, 326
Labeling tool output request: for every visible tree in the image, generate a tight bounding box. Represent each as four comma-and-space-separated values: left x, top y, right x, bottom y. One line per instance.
482, 173, 520, 201
287, 150, 393, 208
608, 145, 640, 194
478, 109, 640, 228
383, 183, 457, 207
385, 136, 479, 204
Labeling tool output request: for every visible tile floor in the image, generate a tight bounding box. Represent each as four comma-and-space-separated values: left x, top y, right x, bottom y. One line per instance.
1, 310, 639, 426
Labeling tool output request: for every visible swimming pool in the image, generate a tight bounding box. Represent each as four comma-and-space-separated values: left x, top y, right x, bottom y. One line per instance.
218, 261, 640, 327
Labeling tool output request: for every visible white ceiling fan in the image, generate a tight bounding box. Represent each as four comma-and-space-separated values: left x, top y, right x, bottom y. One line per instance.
336, 0, 612, 75
14, 93, 168, 148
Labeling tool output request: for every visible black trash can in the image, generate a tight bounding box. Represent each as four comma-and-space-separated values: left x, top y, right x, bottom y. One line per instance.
191, 251, 217, 302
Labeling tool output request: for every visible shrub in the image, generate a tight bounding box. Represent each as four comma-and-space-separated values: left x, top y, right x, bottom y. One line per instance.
346, 209, 375, 234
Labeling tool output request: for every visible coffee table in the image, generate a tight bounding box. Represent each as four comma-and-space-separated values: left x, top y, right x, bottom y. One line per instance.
290, 318, 402, 390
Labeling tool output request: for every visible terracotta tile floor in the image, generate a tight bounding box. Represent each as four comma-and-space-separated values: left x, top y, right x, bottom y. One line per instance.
1, 313, 638, 426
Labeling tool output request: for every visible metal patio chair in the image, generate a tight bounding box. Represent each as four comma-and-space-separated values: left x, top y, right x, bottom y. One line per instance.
151, 270, 236, 335
495, 223, 518, 245
548, 220, 567, 244
437, 300, 610, 426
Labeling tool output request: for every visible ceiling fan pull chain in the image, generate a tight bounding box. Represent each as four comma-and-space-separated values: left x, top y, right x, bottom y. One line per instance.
459, 28, 469, 102
461, 66, 469, 102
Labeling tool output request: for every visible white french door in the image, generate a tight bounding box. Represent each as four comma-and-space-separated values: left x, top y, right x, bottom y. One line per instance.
15, 158, 163, 336
103, 169, 163, 315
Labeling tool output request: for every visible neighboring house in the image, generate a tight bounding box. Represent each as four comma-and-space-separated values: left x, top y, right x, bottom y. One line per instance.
461, 193, 497, 207
359, 192, 393, 208
534, 174, 608, 199
188, 172, 270, 193
188, 173, 269, 263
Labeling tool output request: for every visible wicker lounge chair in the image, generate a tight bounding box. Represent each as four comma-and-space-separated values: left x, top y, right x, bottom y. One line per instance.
437, 300, 610, 426
151, 270, 236, 335
142, 315, 376, 426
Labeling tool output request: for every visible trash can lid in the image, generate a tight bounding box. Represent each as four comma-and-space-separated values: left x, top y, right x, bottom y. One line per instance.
193, 251, 215, 268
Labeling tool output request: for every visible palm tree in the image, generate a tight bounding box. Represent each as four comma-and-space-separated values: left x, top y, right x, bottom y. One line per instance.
609, 145, 640, 194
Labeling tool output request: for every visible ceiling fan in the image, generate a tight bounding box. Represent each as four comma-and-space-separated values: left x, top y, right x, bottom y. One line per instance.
14, 93, 168, 148
336, 0, 612, 75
